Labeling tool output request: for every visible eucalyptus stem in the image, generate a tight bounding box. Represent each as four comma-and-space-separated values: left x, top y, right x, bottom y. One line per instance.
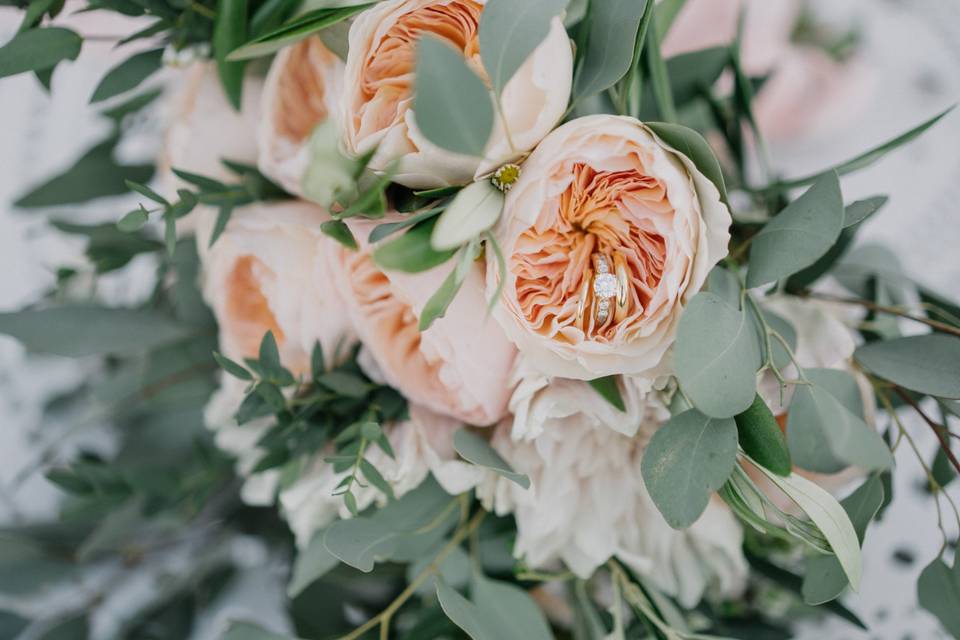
797, 291, 960, 338
337, 508, 487, 640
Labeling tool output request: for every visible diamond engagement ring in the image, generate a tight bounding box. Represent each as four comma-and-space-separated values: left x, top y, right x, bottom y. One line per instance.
577, 253, 630, 326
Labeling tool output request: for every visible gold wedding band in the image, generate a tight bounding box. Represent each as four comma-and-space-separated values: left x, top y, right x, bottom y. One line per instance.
577, 253, 630, 327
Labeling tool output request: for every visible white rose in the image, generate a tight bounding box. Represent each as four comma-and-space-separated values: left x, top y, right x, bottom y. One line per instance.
340, 0, 573, 188
477, 375, 747, 607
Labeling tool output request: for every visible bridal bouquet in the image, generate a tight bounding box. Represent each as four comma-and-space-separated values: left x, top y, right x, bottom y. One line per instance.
2, 0, 959, 638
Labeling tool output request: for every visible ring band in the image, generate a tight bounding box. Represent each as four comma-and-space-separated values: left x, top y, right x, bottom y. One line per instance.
577, 253, 630, 327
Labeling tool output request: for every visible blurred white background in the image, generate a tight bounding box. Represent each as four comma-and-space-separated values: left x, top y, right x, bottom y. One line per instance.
1, 0, 958, 638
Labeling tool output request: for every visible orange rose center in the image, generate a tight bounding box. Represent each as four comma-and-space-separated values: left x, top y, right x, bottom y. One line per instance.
512, 163, 671, 342
226, 256, 286, 357
357, 0, 483, 136
274, 37, 335, 143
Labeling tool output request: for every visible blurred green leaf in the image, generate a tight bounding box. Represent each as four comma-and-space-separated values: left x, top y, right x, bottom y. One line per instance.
918, 555, 960, 638
213, 0, 248, 109
0, 27, 81, 78
15, 136, 153, 208
735, 395, 791, 476
436, 572, 554, 640
373, 217, 457, 273
288, 531, 339, 598
587, 376, 626, 412
573, 0, 650, 100
227, 4, 372, 61
0, 305, 190, 357
90, 48, 163, 103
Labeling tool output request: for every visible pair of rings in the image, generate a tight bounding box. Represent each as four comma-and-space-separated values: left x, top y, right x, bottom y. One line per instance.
577, 254, 629, 326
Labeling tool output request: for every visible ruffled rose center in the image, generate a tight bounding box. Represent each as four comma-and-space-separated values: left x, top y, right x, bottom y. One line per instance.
274, 37, 335, 143
357, 0, 483, 138
226, 256, 285, 357
512, 163, 671, 342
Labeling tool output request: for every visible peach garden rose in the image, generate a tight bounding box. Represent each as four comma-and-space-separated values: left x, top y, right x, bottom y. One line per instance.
488, 114, 732, 380
340, 0, 573, 188
326, 218, 516, 425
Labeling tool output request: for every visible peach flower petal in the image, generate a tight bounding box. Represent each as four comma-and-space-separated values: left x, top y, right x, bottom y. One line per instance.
259, 36, 345, 195
326, 218, 516, 425
489, 115, 731, 380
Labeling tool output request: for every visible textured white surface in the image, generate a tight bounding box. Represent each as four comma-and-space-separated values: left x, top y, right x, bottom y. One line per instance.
0, 0, 959, 638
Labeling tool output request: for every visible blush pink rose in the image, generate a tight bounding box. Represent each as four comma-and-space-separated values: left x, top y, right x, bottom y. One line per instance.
197, 201, 355, 375
258, 36, 345, 195
325, 218, 516, 425
487, 115, 731, 380
340, 0, 573, 188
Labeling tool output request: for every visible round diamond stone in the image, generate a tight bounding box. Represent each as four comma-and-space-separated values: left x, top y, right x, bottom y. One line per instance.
593, 273, 618, 299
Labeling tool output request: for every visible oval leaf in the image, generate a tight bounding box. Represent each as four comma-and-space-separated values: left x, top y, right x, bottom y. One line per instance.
454, 429, 529, 489
573, 0, 650, 100
735, 395, 791, 476
373, 217, 457, 273
0, 27, 81, 79
674, 292, 761, 419
747, 171, 844, 288
90, 48, 164, 103
854, 334, 960, 399
641, 409, 738, 529
479, 0, 568, 96
646, 121, 729, 207
414, 35, 494, 157
431, 180, 504, 251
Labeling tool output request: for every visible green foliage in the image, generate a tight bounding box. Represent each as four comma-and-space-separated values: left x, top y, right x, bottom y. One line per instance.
802, 475, 884, 605
228, 4, 372, 60
735, 395, 791, 476
573, 0, 651, 101
641, 409, 738, 529
213, 0, 248, 109
918, 554, 960, 638
0, 27, 81, 78
453, 428, 529, 489
478, 0, 568, 96
674, 291, 761, 419
646, 121, 729, 206
0, 304, 190, 357
855, 334, 960, 399
419, 239, 481, 331
90, 48, 164, 103
322, 478, 457, 572
431, 180, 504, 251
747, 171, 844, 288
588, 376, 626, 412
15, 135, 153, 208
414, 35, 495, 157
373, 216, 458, 273
436, 572, 554, 640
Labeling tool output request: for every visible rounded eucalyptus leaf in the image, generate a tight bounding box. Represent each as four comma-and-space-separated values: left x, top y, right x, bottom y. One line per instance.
855, 334, 960, 399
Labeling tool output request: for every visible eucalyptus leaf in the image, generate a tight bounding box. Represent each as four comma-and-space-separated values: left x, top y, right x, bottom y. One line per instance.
0, 27, 81, 78
414, 35, 494, 157
770, 108, 953, 191
802, 476, 884, 605
662, 46, 728, 106
573, 0, 650, 100
750, 463, 862, 590
0, 305, 189, 357
787, 368, 893, 474
320, 219, 357, 249
222, 621, 301, 640
436, 573, 553, 640
918, 555, 960, 638
479, 0, 568, 96
641, 409, 738, 529
854, 334, 960, 399
646, 121, 729, 206
373, 217, 457, 273
747, 171, 844, 288
15, 136, 153, 208
288, 531, 339, 597
90, 48, 163, 103
735, 395, 791, 476
674, 292, 761, 419
453, 429, 529, 489
419, 254, 470, 331
431, 180, 504, 251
